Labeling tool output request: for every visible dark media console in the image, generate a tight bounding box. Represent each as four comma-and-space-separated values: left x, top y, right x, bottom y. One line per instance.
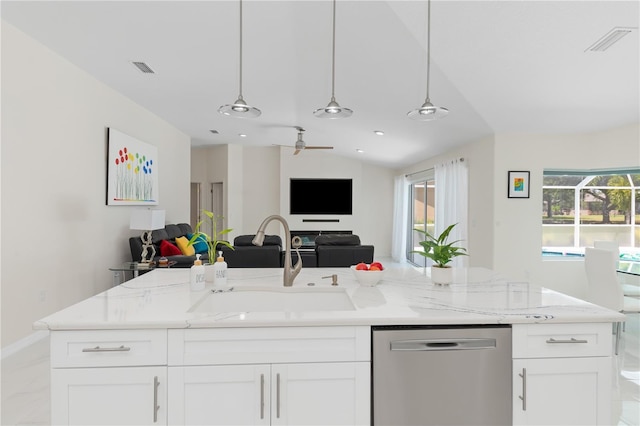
291, 230, 352, 249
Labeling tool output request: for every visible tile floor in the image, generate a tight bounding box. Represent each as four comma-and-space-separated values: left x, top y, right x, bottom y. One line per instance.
1, 310, 638, 424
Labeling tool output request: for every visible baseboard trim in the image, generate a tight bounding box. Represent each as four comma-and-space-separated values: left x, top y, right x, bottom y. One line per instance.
1, 330, 49, 360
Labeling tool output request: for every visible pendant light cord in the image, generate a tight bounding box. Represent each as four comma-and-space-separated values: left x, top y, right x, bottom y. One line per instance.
425, 0, 431, 102
330, 0, 337, 101
238, 0, 244, 100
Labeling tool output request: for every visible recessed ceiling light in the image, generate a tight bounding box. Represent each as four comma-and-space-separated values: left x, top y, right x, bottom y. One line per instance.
374, 130, 384, 136
356, 149, 364, 153
239, 133, 247, 138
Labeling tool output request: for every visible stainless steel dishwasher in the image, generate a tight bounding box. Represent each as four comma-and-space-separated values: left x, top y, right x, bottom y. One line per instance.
372, 325, 512, 425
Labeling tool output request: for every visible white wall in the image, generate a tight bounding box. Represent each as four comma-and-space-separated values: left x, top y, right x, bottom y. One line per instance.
492, 124, 640, 298
1, 22, 191, 347
190, 145, 228, 233
191, 145, 395, 256
241, 146, 280, 236
279, 148, 395, 255
397, 124, 639, 300
397, 136, 496, 269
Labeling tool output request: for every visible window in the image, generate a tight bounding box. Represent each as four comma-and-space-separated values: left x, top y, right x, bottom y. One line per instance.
542, 168, 640, 259
406, 171, 435, 266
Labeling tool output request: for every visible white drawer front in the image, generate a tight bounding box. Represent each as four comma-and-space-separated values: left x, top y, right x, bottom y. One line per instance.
168, 326, 370, 365
512, 323, 612, 358
51, 329, 167, 368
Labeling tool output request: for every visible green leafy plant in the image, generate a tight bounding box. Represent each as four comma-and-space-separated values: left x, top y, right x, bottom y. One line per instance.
411, 223, 468, 268
188, 210, 234, 263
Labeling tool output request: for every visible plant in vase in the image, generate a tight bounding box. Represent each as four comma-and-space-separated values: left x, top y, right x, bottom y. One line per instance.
188, 210, 234, 280
411, 223, 468, 285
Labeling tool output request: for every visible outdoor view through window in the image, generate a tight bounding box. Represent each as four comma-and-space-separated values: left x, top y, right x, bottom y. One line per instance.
542, 169, 640, 260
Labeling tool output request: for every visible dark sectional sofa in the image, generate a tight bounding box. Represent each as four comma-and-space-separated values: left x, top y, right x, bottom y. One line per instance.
129, 223, 374, 268
314, 234, 374, 267
128, 223, 283, 268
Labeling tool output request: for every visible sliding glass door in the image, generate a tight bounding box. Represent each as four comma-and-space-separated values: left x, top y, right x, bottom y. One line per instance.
407, 176, 436, 266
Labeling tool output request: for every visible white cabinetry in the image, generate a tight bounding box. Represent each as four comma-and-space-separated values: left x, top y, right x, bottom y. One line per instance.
52, 366, 167, 425
167, 326, 370, 425
512, 323, 612, 426
50, 330, 168, 425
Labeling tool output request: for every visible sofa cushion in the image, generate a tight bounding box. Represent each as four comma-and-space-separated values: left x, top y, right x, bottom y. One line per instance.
151, 228, 169, 244
175, 236, 195, 256
221, 245, 282, 268
160, 239, 182, 257
316, 244, 374, 267
234, 234, 282, 247
176, 223, 193, 235
315, 234, 361, 246
165, 224, 183, 240
186, 233, 209, 254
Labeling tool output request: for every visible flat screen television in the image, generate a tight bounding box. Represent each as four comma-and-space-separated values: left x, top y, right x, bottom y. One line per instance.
290, 178, 352, 215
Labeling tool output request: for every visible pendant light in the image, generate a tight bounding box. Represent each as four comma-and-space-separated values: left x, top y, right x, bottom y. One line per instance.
219, 0, 261, 118
313, 0, 352, 119
408, 0, 448, 120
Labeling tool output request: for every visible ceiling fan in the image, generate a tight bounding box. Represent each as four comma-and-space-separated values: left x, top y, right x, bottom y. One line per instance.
279, 127, 334, 155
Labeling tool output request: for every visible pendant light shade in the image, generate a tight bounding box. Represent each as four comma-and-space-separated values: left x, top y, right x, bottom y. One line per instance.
408, 0, 448, 121
314, 0, 352, 119
219, 0, 261, 118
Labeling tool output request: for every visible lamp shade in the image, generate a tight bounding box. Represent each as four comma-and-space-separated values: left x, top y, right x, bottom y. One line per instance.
130, 209, 165, 231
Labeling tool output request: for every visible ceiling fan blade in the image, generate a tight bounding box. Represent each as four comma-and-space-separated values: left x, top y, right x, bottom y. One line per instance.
304, 146, 334, 150
293, 149, 302, 155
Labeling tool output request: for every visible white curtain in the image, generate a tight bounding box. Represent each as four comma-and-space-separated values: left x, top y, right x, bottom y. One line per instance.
391, 174, 408, 263
435, 158, 469, 267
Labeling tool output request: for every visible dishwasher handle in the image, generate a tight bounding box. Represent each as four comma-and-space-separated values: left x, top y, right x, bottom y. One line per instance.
390, 338, 497, 351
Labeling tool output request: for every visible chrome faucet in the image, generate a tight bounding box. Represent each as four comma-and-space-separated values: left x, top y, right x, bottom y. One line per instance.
252, 215, 302, 287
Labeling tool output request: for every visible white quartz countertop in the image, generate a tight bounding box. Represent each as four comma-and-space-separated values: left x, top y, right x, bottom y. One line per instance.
33, 265, 624, 331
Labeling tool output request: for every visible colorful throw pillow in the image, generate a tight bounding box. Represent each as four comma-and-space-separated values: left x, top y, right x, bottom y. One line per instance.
187, 233, 209, 254
175, 236, 195, 256
159, 239, 181, 257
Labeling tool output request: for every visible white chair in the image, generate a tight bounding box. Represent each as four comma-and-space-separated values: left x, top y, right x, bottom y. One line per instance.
593, 240, 640, 297
593, 240, 620, 256
584, 247, 640, 354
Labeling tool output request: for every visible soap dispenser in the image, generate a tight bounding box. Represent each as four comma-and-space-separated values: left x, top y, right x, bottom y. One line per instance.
213, 251, 228, 290
190, 254, 205, 291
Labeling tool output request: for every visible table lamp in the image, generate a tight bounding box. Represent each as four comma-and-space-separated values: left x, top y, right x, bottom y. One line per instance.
130, 209, 166, 263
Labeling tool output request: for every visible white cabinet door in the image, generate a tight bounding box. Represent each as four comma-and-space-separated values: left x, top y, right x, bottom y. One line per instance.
513, 357, 611, 426
168, 364, 271, 426
169, 362, 370, 426
272, 362, 370, 426
51, 366, 166, 425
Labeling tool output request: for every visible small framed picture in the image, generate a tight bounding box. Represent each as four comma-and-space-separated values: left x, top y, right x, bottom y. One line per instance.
508, 171, 530, 198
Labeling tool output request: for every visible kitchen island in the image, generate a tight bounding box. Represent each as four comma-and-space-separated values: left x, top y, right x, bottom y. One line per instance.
35, 265, 623, 425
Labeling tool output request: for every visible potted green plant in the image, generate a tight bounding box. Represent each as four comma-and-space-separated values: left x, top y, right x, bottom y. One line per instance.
411, 223, 468, 285
188, 210, 234, 280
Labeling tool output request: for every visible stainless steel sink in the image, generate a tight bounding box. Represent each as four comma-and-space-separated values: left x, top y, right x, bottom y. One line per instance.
188, 286, 356, 313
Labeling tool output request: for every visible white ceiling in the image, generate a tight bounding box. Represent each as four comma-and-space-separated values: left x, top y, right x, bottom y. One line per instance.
2, 1, 638, 168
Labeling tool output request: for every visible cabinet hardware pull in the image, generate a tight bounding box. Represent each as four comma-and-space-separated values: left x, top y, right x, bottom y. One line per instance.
276, 373, 281, 419
546, 337, 588, 344
260, 374, 265, 420
519, 368, 527, 411
153, 376, 160, 423
82, 345, 131, 352
391, 338, 496, 351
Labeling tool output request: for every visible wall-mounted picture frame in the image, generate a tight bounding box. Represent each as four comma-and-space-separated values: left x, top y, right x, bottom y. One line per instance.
508, 171, 530, 199
107, 128, 159, 205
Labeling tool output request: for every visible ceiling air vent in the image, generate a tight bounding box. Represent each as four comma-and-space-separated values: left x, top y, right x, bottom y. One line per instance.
131, 61, 155, 73
586, 27, 635, 52
209, 130, 219, 134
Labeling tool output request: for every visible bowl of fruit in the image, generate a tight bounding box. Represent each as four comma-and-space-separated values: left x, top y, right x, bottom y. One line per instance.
350, 262, 385, 287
